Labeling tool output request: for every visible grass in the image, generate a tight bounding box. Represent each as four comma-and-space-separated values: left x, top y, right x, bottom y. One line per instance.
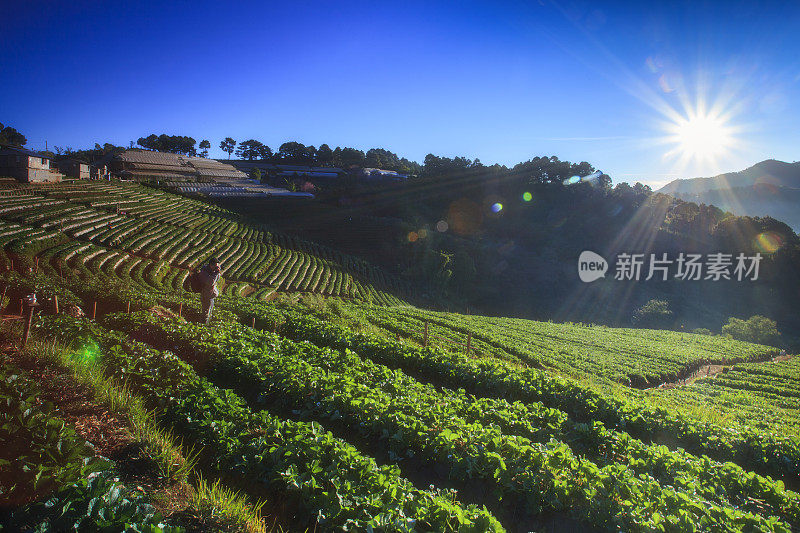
192, 476, 273, 533
23, 334, 272, 533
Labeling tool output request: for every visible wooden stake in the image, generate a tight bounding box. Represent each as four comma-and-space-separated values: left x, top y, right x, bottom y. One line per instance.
22, 304, 35, 347
126, 301, 131, 313
1, 286, 6, 305
178, 302, 183, 317
34, 257, 39, 272
251, 317, 256, 328
53, 294, 59, 314
59, 264, 63, 277
466, 333, 472, 355
92, 301, 97, 320
18, 299, 23, 314
423, 322, 429, 347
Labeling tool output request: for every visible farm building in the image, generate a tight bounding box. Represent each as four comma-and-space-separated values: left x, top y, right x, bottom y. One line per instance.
55, 158, 91, 179
101, 150, 248, 181
356, 167, 408, 181
226, 160, 346, 180
0, 146, 63, 182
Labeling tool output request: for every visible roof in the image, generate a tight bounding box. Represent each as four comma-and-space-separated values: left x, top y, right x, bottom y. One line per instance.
117, 150, 188, 165
121, 170, 198, 180
196, 168, 248, 178
112, 150, 247, 180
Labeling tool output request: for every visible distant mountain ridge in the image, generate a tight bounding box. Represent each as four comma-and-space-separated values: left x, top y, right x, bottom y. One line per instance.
659, 159, 800, 195
657, 159, 800, 231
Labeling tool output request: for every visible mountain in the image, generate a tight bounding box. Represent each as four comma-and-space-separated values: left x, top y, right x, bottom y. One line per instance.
658, 160, 800, 231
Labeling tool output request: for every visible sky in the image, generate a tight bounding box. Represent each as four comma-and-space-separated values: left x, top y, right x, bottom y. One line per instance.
2, 0, 799, 188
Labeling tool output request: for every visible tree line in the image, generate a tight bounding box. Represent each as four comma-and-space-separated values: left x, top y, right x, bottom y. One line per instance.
0, 122, 27, 147
218, 138, 422, 174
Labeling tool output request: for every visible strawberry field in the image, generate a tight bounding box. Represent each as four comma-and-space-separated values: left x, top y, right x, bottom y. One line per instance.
2, 180, 799, 531
344, 304, 779, 387
0, 181, 406, 304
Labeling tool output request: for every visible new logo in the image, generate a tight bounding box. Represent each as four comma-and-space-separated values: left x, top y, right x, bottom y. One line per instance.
578, 251, 608, 282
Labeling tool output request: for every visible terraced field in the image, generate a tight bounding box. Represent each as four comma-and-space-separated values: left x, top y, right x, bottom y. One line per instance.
647, 355, 800, 437
3, 180, 800, 532
0, 181, 406, 305
342, 304, 778, 387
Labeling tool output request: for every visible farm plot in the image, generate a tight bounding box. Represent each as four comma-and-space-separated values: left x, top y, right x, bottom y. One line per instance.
0, 181, 408, 303
647, 355, 800, 437
353, 305, 777, 386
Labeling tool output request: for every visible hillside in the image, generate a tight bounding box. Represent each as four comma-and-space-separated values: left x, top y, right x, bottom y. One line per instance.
219, 166, 800, 344
659, 159, 800, 195
658, 160, 800, 230
0, 180, 407, 305
2, 180, 800, 531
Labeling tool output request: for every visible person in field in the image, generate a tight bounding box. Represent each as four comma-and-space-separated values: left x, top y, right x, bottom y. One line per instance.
197, 257, 221, 324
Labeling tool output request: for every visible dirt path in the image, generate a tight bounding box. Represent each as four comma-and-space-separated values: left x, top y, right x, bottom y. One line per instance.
653, 352, 793, 390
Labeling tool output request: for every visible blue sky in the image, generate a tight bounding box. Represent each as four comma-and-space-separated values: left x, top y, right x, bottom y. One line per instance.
2, 0, 799, 188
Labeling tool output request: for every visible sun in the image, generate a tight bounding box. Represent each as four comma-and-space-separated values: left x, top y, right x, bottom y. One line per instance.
674, 114, 732, 159
660, 102, 739, 172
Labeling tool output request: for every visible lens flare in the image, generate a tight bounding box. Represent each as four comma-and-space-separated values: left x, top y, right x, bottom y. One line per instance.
447, 198, 482, 236
754, 232, 782, 253
73, 340, 101, 366
436, 220, 449, 232
491, 203, 503, 213
407, 231, 418, 243
522, 192, 532, 202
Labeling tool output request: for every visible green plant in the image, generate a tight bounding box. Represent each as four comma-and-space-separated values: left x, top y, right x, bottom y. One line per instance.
632, 299, 674, 329
722, 315, 781, 346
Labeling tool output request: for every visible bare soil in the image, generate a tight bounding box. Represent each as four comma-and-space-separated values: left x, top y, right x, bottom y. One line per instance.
4, 342, 233, 532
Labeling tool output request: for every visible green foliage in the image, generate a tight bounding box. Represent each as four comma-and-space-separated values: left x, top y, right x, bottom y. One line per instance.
137, 134, 197, 155
35, 314, 501, 531
265, 307, 799, 486
100, 312, 800, 531
6, 178, 800, 532
0, 181, 406, 304
0, 366, 107, 506
632, 299, 674, 329
0, 122, 27, 146
236, 139, 271, 161
198, 139, 211, 158
219, 137, 236, 158
722, 315, 781, 346
6, 473, 182, 533
0, 359, 180, 532
0, 271, 82, 310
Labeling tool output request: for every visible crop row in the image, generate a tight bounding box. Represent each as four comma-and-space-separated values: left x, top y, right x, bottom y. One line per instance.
651, 357, 800, 439
0, 356, 180, 532
0, 183, 410, 302
102, 311, 798, 531
356, 305, 777, 386
33, 315, 502, 531
228, 304, 800, 486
